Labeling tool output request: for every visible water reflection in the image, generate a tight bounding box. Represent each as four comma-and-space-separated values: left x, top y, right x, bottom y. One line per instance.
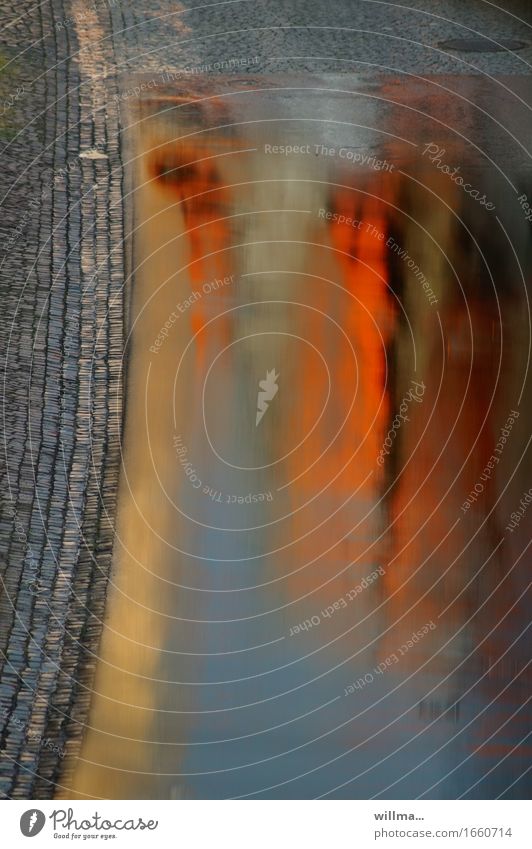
60, 76, 532, 799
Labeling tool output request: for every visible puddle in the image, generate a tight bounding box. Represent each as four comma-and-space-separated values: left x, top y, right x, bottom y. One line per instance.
60, 75, 532, 799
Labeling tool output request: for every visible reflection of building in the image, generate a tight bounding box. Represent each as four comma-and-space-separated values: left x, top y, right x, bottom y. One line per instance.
278, 176, 397, 606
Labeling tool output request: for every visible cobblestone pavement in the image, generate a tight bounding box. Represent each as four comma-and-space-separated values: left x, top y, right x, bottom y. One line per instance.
0, 0, 531, 798
0, 0, 124, 798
